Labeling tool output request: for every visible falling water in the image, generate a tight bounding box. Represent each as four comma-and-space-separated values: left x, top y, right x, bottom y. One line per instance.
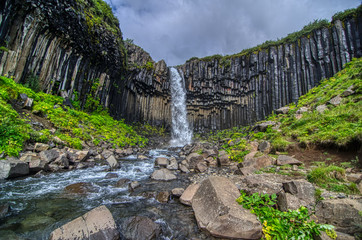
170, 67, 192, 146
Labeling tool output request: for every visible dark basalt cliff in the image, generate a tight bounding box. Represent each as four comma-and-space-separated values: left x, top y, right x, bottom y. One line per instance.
179, 16, 362, 131
0, 0, 361, 131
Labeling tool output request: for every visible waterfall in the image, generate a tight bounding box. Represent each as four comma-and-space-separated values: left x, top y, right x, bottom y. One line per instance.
170, 67, 192, 146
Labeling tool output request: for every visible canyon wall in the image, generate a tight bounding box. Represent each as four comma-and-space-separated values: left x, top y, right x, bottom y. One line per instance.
179, 16, 362, 131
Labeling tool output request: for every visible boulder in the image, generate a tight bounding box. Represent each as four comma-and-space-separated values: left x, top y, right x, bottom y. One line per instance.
101, 150, 113, 159
254, 121, 276, 132
64, 182, 98, 195
39, 149, 60, 163
205, 157, 217, 167
19, 152, 39, 163
296, 107, 309, 114
180, 183, 200, 206
237, 173, 290, 195
34, 143, 50, 152
167, 157, 178, 170
196, 161, 207, 173
186, 153, 204, 169
150, 168, 176, 181
129, 181, 140, 191
258, 141, 271, 154
106, 155, 119, 169
0, 159, 29, 179
29, 159, 49, 173
179, 164, 190, 173
75, 150, 89, 162
137, 155, 148, 160
105, 173, 118, 179
277, 180, 315, 211
342, 86, 354, 97
49, 205, 119, 240
156, 191, 170, 203
53, 153, 69, 169
192, 176, 262, 239
0, 203, 10, 219
171, 188, 184, 197
328, 95, 342, 106
240, 154, 273, 171
316, 104, 328, 114
121, 216, 160, 240
218, 151, 231, 166
275, 106, 290, 114
276, 155, 302, 166
115, 178, 130, 188
155, 157, 168, 167
315, 198, 362, 235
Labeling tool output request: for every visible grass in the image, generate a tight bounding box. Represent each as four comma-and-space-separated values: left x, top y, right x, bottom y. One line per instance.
0, 75, 147, 157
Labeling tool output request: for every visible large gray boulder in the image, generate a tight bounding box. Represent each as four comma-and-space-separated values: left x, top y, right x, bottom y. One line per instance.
180, 183, 200, 206
39, 149, 60, 163
192, 176, 262, 239
49, 205, 119, 240
0, 158, 29, 179
150, 168, 176, 181
106, 155, 119, 169
315, 198, 362, 235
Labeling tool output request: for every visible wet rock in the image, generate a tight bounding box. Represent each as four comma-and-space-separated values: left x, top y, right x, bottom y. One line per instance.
258, 141, 271, 154
156, 191, 170, 203
180, 183, 200, 206
115, 178, 130, 188
328, 95, 343, 106
34, 143, 49, 152
276, 155, 302, 166
275, 106, 290, 114
64, 182, 98, 195
0, 159, 29, 179
0, 203, 10, 219
155, 157, 168, 167
192, 176, 262, 239
150, 169, 176, 181
106, 155, 119, 170
167, 157, 178, 170
39, 149, 60, 163
21, 214, 55, 231
171, 188, 184, 197
316, 104, 328, 114
129, 181, 140, 191
179, 163, 190, 173
105, 173, 118, 179
137, 155, 148, 160
49, 205, 119, 240
121, 216, 160, 240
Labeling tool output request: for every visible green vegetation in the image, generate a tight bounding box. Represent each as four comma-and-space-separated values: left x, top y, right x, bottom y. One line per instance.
0, 46, 9, 52
236, 191, 336, 240
23, 72, 41, 93
0, 75, 147, 156
187, 5, 361, 64
307, 163, 360, 194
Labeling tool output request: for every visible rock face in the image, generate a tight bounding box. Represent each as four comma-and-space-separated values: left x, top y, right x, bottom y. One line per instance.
0, 158, 29, 179
49, 205, 119, 240
192, 176, 262, 239
121, 216, 160, 240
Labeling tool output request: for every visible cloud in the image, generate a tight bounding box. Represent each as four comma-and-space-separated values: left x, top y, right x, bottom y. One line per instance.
106, 0, 360, 66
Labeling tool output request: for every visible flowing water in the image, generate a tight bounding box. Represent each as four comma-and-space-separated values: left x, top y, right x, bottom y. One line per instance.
0, 149, 212, 240
169, 67, 193, 146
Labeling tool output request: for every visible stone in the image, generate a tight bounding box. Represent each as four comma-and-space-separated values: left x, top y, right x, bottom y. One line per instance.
0, 203, 10, 219
129, 181, 140, 191
19, 152, 39, 163
64, 182, 98, 195
49, 205, 119, 240
240, 154, 273, 171
218, 151, 230, 166
258, 141, 271, 154
106, 155, 119, 169
115, 178, 130, 188
39, 149, 60, 163
192, 176, 262, 239
179, 164, 190, 173
205, 156, 217, 167
166, 157, 178, 170
75, 150, 89, 162
296, 107, 309, 114
238, 173, 290, 195
101, 149, 113, 159
94, 154, 103, 161
171, 188, 184, 197
23, 97, 33, 109
275, 106, 290, 114
156, 191, 170, 203
121, 216, 160, 240
29, 159, 49, 173
276, 155, 303, 166
315, 198, 362, 235
316, 104, 328, 114
180, 183, 200, 206
137, 154, 148, 160
328, 95, 343, 106
196, 161, 207, 173
105, 173, 118, 179
155, 157, 168, 167
342, 86, 354, 97
34, 143, 49, 152
346, 173, 362, 183
53, 153, 69, 169
0, 159, 29, 179
150, 169, 176, 181
186, 153, 204, 169
254, 121, 276, 132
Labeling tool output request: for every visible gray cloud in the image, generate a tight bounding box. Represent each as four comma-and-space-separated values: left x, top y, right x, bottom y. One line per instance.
106, 0, 360, 66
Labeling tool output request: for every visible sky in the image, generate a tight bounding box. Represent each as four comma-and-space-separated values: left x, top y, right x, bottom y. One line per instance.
105, 0, 361, 66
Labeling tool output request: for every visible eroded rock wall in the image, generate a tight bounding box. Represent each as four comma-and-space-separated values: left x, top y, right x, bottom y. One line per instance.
179, 17, 362, 131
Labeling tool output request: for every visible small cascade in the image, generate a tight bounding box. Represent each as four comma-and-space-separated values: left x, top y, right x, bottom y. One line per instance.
169, 67, 192, 146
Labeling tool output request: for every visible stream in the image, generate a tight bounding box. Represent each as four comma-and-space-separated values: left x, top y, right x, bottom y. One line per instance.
0, 148, 211, 240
